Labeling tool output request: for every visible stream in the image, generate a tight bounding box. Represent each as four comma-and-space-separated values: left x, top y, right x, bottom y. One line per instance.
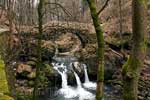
39, 56, 122, 100
51, 62, 96, 100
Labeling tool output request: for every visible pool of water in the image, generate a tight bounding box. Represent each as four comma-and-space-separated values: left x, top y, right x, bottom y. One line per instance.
39, 84, 122, 100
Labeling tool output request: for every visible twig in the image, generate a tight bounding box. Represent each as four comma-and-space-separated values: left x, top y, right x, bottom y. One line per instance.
97, 0, 110, 15
109, 48, 123, 57
44, 2, 73, 18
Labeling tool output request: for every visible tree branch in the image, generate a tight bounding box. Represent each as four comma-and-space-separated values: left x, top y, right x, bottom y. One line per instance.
97, 0, 110, 16
44, 2, 73, 18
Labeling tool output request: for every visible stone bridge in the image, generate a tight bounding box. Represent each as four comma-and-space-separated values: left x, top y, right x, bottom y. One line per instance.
18, 21, 95, 48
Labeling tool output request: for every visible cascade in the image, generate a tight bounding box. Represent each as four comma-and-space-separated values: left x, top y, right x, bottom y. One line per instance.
83, 64, 90, 83
53, 63, 68, 89
83, 64, 97, 90
33, 0, 39, 7
52, 63, 77, 98
73, 71, 82, 88
52, 61, 95, 100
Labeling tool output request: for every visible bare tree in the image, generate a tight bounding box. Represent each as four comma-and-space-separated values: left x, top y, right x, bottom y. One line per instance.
122, 0, 147, 99
33, 0, 43, 99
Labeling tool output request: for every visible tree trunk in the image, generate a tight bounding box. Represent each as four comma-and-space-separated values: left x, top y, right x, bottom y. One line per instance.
87, 0, 104, 100
122, 0, 146, 100
33, 0, 43, 99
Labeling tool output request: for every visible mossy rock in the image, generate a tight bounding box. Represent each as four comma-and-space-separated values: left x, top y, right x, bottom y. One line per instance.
0, 95, 14, 100
26, 61, 36, 66
27, 80, 35, 87
28, 57, 37, 62
0, 59, 9, 93
27, 72, 36, 79
43, 63, 55, 75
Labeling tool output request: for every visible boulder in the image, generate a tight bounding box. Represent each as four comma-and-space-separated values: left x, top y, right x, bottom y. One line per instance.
17, 64, 32, 73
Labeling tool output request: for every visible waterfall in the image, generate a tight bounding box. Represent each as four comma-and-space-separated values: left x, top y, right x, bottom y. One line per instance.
52, 61, 95, 100
52, 63, 78, 98
83, 64, 97, 90
54, 44, 59, 56
61, 72, 68, 88
33, 0, 39, 8
73, 71, 82, 88
83, 64, 90, 83
53, 63, 68, 89
73, 70, 95, 100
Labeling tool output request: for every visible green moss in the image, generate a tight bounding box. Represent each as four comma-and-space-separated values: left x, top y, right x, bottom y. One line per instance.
0, 58, 9, 94
27, 80, 35, 87
122, 56, 141, 78
27, 72, 36, 79
96, 93, 103, 100
0, 95, 14, 100
26, 61, 36, 66
97, 64, 104, 82
142, 38, 147, 53
87, 0, 104, 99
122, 56, 131, 75
43, 63, 54, 74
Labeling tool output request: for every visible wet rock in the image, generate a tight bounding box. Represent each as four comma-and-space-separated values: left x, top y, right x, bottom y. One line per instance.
138, 95, 144, 100
72, 62, 82, 73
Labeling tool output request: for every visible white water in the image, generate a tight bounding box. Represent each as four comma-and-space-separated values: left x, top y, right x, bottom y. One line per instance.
83, 64, 90, 83
73, 71, 95, 100
52, 63, 77, 98
83, 64, 97, 90
33, 0, 39, 7
52, 62, 95, 100
53, 63, 68, 88
73, 71, 82, 88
